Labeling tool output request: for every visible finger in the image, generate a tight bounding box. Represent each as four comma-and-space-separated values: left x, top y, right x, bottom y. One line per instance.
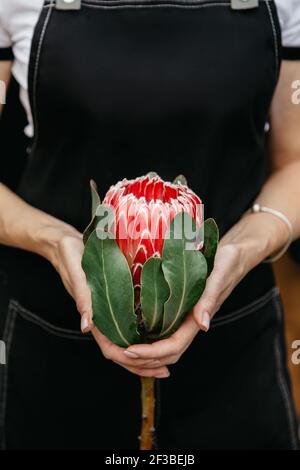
154, 355, 179, 366
113, 359, 163, 369
67, 265, 94, 333
192, 273, 224, 330
140, 360, 163, 369
124, 314, 199, 360
114, 362, 170, 378
76, 283, 94, 333
115, 358, 163, 368
55, 235, 94, 333
92, 328, 128, 360
73, 284, 93, 333
91, 328, 163, 367
68, 247, 94, 331
59, 258, 94, 333
193, 245, 242, 330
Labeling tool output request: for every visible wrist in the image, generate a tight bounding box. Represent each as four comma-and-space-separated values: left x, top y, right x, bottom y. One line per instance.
221, 211, 289, 272
33, 220, 81, 267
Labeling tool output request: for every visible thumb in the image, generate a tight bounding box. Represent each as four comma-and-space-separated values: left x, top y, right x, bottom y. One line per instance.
74, 279, 94, 333
193, 285, 218, 332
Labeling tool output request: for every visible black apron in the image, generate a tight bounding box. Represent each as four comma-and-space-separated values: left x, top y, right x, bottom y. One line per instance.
0, 0, 299, 449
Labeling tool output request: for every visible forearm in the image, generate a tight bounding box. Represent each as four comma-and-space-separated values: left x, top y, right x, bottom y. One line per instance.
0, 63, 79, 264
221, 160, 300, 273
0, 182, 80, 264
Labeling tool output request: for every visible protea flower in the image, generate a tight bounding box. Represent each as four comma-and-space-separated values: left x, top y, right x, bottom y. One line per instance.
82, 173, 218, 450
82, 172, 218, 344
102, 174, 203, 307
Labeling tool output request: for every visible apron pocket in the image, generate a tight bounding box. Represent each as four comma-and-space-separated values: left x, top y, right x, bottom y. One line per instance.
157, 288, 300, 449
272, 293, 300, 450
211, 286, 279, 328
0, 300, 17, 449
9, 299, 92, 341
0, 299, 141, 449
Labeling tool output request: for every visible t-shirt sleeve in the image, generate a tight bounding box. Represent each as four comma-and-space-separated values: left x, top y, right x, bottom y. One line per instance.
277, 0, 300, 60
0, 4, 13, 61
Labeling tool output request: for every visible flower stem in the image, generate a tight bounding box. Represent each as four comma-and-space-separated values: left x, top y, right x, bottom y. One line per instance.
140, 376, 156, 450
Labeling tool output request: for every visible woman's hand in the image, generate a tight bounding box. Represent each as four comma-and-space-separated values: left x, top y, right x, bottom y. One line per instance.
123, 207, 293, 375
50, 230, 170, 378
49, 231, 93, 332
123, 242, 246, 370
192, 243, 246, 328
0, 180, 170, 378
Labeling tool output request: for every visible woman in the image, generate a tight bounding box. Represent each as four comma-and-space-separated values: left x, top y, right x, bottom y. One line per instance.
0, 0, 300, 450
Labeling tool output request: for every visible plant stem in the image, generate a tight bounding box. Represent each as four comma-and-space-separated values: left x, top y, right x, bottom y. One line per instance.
140, 376, 156, 450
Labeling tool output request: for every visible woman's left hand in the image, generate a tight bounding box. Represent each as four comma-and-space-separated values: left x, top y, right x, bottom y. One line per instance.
123, 242, 247, 370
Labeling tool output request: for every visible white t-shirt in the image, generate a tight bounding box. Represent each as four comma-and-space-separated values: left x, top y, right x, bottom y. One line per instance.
1, 0, 300, 137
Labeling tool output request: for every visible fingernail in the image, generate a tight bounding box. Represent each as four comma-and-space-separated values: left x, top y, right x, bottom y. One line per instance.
155, 371, 170, 379
200, 311, 211, 332
124, 350, 139, 359
81, 314, 91, 333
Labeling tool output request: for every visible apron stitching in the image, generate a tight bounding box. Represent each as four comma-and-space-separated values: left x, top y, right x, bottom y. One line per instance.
265, 0, 279, 76
48, 0, 269, 4
81, 0, 230, 4
273, 296, 299, 450
32, 1, 54, 147
0, 303, 17, 450
211, 287, 278, 328
59, 2, 231, 9
10, 300, 92, 340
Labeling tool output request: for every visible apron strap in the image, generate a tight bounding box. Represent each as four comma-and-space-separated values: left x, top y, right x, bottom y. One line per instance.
56, 0, 82, 10
55, 0, 260, 10
231, 0, 259, 9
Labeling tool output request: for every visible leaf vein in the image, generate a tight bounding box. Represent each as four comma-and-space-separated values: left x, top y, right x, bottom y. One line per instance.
101, 239, 130, 346
162, 241, 187, 336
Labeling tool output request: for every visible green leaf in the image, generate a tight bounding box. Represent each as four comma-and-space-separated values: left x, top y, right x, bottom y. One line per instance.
140, 257, 170, 337
90, 179, 101, 216
161, 213, 207, 337
83, 180, 101, 245
203, 218, 219, 276
173, 174, 188, 186
82, 230, 140, 347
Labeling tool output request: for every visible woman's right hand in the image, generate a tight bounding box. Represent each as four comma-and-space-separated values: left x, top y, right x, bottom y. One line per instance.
0, 181, 169, 378
50, 229, 170, 378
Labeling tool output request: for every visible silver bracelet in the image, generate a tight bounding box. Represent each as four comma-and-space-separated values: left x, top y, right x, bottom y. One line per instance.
250, 203, 293, 263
